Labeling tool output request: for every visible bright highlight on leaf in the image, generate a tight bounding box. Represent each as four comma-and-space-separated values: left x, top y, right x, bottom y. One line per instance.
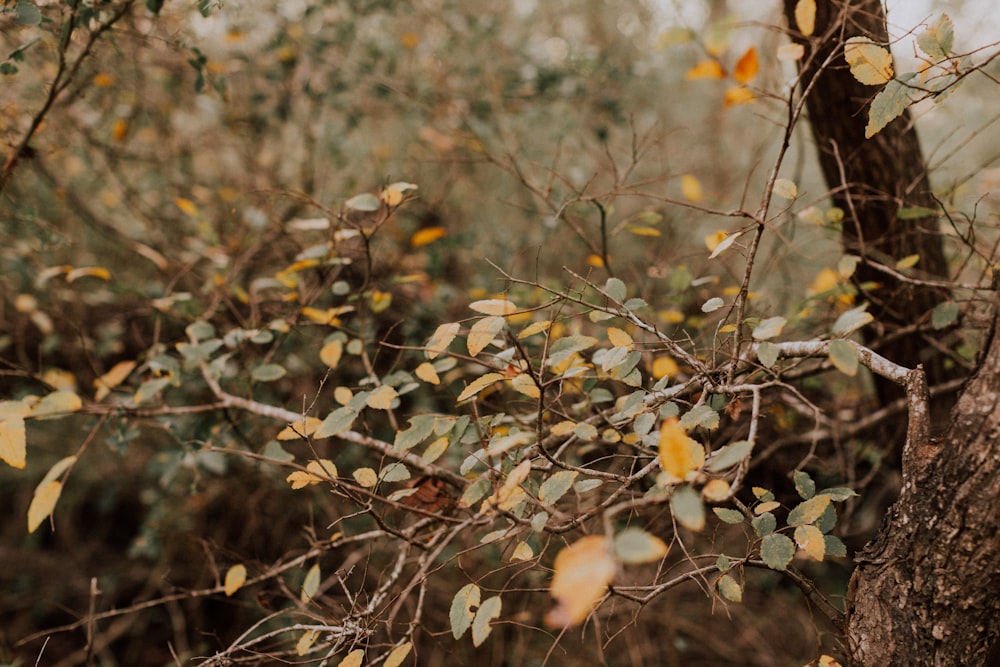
794, 0, 816, 36
844, 36, 893, 85
607, 327, 633, 349
224, 564, 247, 596
733, 46, 759, 84
31, 390, 82, 419
510, 372, 540, 398
546, 535, 616, 628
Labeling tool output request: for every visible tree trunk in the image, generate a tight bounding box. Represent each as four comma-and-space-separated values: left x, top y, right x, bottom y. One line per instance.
782, 0, 960, 401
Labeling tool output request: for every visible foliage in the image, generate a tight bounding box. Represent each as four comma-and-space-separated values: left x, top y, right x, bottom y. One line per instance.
2, 1, 1000, 665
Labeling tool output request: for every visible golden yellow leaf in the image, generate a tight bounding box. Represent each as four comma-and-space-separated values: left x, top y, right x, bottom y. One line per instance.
296, 629, 319, 656
415, 362, 440, 384
367, 385, 398, 410
626, 225, 661, 237
686, 59, 725, 80
510, 373, 540, 398
337, 649, 365, 667
681, 174, 704, 202
319, 340, 344, 368
733, 46, 759, 84
518, 320, 551, 339
175, 197, 199, 217
545, 535, 616, 628
511, 541, 534, 562
30, 390, 82, 419
307, 459, 338, 479
286, 471, 317, 489
658, 418, 705, 481
94, 360, 136, 402
652, 356, 679, 379
843, 37, 893, 85
384, 642, 413, 667
112, 118, 128, 142
469, 298, 519, 316
224, 564, 247, 596
410, 226, 446, 247
794, 0, 816, 36
66, 266, 110, 282
380, 181, 418, 207
353, 467, 378, 487
93, 72, 115, 87
606, 327, 633, 349
0, 417, 27, 470
773, 178, 798, 200
467, 315, 504, 356
705, 230, 728, 252
551, 420, 576, 436
723, 86, 755, 107
456, 372, 505, 402
277, 417, 323, 440
426, 322, 460, 359
755, 500, 781, 515
28, 480, 62, 533
777, 43, 805, 62
794, 524, 826, 561
334, 386, 353, 405
702, 478, 731, 502
809, 267, 840, 295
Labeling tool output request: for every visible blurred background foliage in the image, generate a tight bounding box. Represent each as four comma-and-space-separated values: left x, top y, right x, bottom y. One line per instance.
1, 0, 999, 665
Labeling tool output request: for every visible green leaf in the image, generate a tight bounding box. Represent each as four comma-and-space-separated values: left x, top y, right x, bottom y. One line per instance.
538, 470, 578, 505
897, 206, 938, 220
706, 440, 752, 472
832, 304, 873, 336
134, 377, 171, 405
679, 404, 719, 430
450, 583, 480, 640
471, 595, 502, 647
186, 320, 216, 341
760, 533, 796, 571
716, 554, 731, 572
15, 1, 42, 26
394, 415, 437, 451
574, 478, 603, 494
756, 341, 779, 368
793, 470, 815, 499
824, 534, 848, 557
787, 494, 831, 526
315, 406, 358, 438
819, 486, 858, 502
546, 335, 599, 366
752, 316, 786, 341
379, 462, 410, 483
671, 485, 705, 532
751, 512, 776, 537
716, 573, 743, 602
828, 339, 859, 376
613, 528, 669, 564
932, 301, 959, 330
816, 502, 838, 533
251, 364, 287, 382
460, 477, 490, 507
866, 79, 912, 139
916, 13, 954, 58
713, 507, 745, 524
145, 0, 164, 14
604, 277, 627, 302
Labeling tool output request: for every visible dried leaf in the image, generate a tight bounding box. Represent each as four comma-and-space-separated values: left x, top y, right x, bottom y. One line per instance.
844, 37, 893, 85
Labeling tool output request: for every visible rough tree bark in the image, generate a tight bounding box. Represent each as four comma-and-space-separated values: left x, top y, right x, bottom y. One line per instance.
782, 0, 961, 402
781, 1, 1000, 664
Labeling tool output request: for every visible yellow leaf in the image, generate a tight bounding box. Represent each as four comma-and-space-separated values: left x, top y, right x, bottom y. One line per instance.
286, 471, 317, 489
681, 174, 704, 202
301, 562, 321, 603
705, 230, 728, 252
773, 178, 798, 200
723, 86, 755, 107
224, 564, 247, 596
93, 72, 115, 87
844, 37, 893, 85
733, 46, 759, 84
352, 467, 378, 487
702, 478, 731, 501
415, 361, 440, 384
545, 535, 617, 628
777, 43, 805, 62
794, 524, 826, 561
510, 372, 540, 398
66, 266, 111, 282
518, 320, 550, 339
586, 254, 605, 268
469, 298, 519, 316
551, 420, 576, 436
456, 372, 505, 402
380, 181, 418, 207
334, 386, 353, 405
337, 649, 365, 667
0, 417, 27, 469
658, 418, 705, 481
320, 340, 344, 368
755, 500, 781, 515
626, 225, 661, 237
467, 315, 504, 356
606, 327, 633, 349
277, 417, 323, 440
426, 322, 460, 359
94, 360, 136, 401
175, 197, 199, 217
809, 267, 840, 295
422, 436, 449, 463
28, 480, 63, 533
511, 541, 534, 561
652, 356, 679, 379
112, 118, 128, 142
794, 0, 816, 36
410, 226, 446, 247
369, 290, 392, 313
367, 385, 398, 410
384, 642, 413, 667
30, 390, 82, 419
896, 254, 920, 269
686, 59, 725, 80
296, 629, 319, 656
